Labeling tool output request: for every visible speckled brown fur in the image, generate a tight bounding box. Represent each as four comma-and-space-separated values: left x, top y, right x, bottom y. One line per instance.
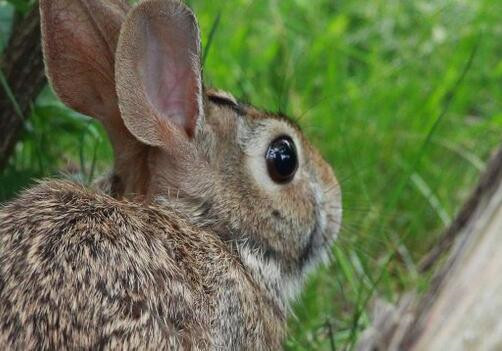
1, 181, 283, 350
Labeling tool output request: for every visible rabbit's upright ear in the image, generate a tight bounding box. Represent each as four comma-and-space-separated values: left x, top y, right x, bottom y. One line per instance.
40, 0, 129, 128
115, 0, 203, 147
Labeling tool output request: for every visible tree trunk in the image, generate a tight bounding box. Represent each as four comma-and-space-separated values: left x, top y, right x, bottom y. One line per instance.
0, 6, 46, 171
357, 146, 502, 351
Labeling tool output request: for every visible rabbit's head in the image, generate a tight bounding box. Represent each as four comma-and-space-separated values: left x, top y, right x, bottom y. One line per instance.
41, 0, 341, 301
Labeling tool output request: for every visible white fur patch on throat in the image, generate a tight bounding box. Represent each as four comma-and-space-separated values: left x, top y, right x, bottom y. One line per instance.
237, 244, 303, 309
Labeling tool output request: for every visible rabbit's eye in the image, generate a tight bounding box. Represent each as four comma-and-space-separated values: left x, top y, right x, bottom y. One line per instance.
266, 136, 298, 184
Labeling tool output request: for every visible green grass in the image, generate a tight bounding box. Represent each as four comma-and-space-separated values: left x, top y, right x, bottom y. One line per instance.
1, 0, 502, 349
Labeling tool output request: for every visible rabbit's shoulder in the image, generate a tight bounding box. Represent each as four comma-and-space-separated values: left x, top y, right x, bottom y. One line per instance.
0, 179, 226, 258
0, 180, 223, 349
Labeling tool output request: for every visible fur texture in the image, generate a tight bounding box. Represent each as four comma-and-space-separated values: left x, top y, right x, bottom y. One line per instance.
0, 181, 282, 350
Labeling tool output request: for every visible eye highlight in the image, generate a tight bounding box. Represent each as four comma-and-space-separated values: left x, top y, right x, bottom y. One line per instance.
266, 136, 298, 184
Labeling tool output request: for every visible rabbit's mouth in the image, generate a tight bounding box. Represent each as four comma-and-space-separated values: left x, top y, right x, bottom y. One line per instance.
296, 214, 317, 265
299, 207, 330, 271
299, 183, 342, 272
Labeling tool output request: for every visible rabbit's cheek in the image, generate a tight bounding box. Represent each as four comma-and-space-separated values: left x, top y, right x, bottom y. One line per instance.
297, 172, 342, 271
316, 188, 342, 256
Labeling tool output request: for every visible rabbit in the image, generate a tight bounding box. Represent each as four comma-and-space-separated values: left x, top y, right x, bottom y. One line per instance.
0, 0, 342, 350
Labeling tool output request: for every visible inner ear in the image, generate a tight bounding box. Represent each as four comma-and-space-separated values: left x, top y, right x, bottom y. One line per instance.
142, 13, 201, 138
116, 0, 203, 147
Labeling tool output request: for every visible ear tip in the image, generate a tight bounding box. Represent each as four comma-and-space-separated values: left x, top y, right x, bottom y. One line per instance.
40, 0, 130, 21
132, 0, 198, 23
121, 0, 201, 54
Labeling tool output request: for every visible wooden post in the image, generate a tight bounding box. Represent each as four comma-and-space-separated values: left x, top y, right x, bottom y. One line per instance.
357, 147, 502, 350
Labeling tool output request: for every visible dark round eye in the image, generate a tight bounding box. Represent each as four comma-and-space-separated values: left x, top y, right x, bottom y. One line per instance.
266, 136, 298, 184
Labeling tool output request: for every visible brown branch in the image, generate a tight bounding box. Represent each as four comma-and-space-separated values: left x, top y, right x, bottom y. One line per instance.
418, 146, 502, 272
0, 5, 46, 171
399, 145, 502, 349
357, 144, 502, 350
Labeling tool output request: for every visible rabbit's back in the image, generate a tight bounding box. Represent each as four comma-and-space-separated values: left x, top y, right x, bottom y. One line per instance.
0, 181, 274, 350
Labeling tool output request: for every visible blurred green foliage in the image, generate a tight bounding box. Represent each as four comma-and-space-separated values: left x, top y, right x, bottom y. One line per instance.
1, 0, 502, 349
